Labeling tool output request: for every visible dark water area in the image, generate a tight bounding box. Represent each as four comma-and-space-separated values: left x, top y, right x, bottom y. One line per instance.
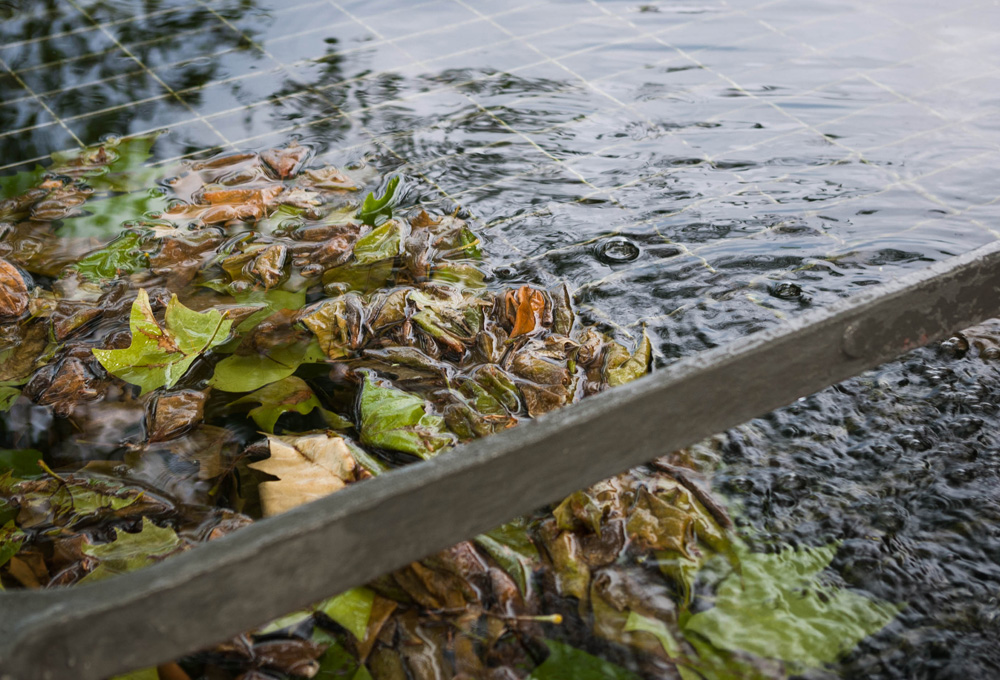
3, 0, 1000, 677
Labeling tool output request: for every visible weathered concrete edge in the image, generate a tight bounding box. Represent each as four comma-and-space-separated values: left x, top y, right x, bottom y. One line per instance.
1, 240, 999, 679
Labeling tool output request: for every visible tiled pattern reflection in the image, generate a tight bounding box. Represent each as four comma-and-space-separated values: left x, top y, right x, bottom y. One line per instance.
2, 0, 999, 358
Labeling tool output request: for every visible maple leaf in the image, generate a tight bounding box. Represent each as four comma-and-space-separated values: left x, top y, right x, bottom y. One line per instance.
248, 434, 359, 517
228, 376, 350, 433
92, 289, 233, 395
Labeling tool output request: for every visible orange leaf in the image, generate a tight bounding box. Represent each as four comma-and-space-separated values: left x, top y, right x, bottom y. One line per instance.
509, 285, 546, 337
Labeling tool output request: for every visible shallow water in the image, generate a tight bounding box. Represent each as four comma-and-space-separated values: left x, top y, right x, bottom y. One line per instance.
3, 0, 1000, 676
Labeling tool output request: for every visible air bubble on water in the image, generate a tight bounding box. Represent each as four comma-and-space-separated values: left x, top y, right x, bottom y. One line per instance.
596, 236, 640, 264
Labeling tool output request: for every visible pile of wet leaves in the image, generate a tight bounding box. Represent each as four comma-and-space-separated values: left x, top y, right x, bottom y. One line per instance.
0, 135, 897, 680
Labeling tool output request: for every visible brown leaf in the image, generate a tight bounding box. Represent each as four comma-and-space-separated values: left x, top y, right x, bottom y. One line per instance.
0, 257, 28, 318
24, 357, 102, 417
251, 639, 326, 677
302, 166, 359, 191
261, 143, 311, 179
30, 184, 92, 221
6, 552, 49, 589
148, 389, 208, 442
507, 286, 546, 337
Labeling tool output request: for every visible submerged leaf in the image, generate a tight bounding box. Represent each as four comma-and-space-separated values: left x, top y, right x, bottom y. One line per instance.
248, 434, 358, 517
81, 517, 183, 582
528, 640, 641, 680
73, 231, 150, 281
359, 375, 455, 459
58, 188, 169, 239
684, 543, 898, 668
93, 290, 233, 394
0, 387, 20, 412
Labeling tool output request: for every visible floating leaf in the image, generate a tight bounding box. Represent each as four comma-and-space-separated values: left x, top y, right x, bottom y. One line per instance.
81, 518, 183, 582
606, 330, 652, 387
475, 518, 539, 595
354, 220, 403, 264
357, 176, 400, 227
229, 376, 349, 433
93, 289, 233, 395
508, 285, 546, 337
359, 375, 455, 459
528, 640, 641, 680
248, 434, 358, 517
0, 257, 28, 318
210, 340, 326, 393
73, 231, 150, 281
684, 543, 898, 668
316, 587, 376, 640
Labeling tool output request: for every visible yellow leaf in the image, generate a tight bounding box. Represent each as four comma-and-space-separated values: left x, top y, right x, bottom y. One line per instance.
248, 434, 357, 516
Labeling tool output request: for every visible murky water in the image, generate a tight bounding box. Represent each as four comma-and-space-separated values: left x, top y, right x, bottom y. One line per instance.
3, 0, 1000, 676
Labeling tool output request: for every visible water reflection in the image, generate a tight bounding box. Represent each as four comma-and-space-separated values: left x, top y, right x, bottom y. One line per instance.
2, 0, 1000, 675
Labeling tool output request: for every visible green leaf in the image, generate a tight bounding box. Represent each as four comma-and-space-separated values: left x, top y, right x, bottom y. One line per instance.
0, 449, 44, 477
624, 611, 685, 659
81, 517, 182, 582
0, 520, 26, 570
109, 668, 159, 680
354, 220, 403, 264
322, 259, 394, 295
316, 587, 375, 640
0, 165, 45, 200
229, 376, 349, 433
316, 640, 374, 680
51, 134, 163, 193
93, 289, 233, 395
211, 340, 326, 393
0, 386, 20, 412
58, 188, 169, 239
475, 519, 539, 595
73, 231, 151, 281
528, 640, 641, 680
257, 608, 316, 635
606, 330, 652, 387
359, 375, 455, 459
357, 175, 400, 226
683, 543, 899, 668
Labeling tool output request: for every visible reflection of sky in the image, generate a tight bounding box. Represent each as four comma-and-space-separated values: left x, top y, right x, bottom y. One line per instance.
2, 0, 999, 354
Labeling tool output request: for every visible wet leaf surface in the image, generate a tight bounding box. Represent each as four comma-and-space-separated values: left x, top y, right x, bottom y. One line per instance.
0, 134, 899, 680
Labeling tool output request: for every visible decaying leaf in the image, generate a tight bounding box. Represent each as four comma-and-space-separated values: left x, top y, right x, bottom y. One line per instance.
0, 257, 28, 318
248, 434, 359, 517
148, 389, 208, 442
507, 285, 547, 337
